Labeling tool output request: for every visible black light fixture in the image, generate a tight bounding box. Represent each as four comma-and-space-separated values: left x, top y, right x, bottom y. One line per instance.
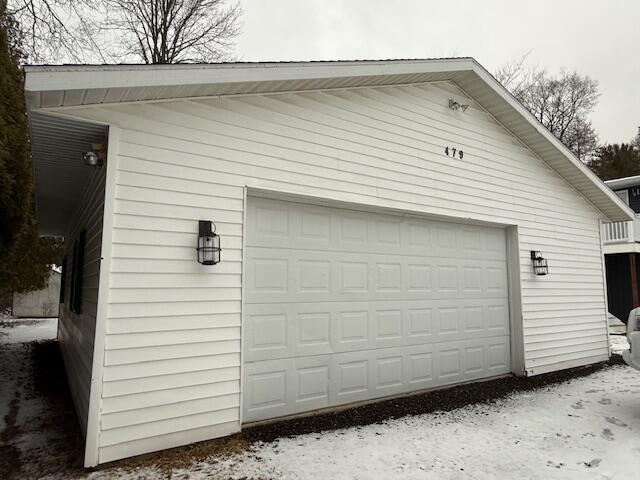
530, 251, 548, 276
197, 220, 221, 265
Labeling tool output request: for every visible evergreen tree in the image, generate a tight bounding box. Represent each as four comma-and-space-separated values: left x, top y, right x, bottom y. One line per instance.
0, 2, 62, 310
0, 1, 30, 256
588, 142, 640, 181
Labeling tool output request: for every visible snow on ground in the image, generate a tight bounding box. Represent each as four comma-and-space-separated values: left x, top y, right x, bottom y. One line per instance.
2, 319, 640, 480
166, 366, 640, 480
0, 318, 58, 435
94, 341, 640, 480
610, 334, 630, 355
0, 316, 57, 344
0, 317, 76, 480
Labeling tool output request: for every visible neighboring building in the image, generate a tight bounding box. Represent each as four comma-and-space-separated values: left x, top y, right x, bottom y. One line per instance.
12, 269, 61, 318
23, 58, 632, 467
601, 175, 640, 322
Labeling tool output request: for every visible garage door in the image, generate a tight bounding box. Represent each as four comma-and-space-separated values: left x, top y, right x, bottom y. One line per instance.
243, 197, 510, 423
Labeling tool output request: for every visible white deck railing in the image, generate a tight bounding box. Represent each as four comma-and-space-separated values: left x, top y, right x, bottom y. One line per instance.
602, 218, 640, 244
602, 221, 632, 244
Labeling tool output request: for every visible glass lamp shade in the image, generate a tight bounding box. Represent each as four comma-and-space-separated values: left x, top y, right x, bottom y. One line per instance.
197, 221, 221, 265
83, 151, 101, 166
530, 251, 548, 275
532, 258, 548, 275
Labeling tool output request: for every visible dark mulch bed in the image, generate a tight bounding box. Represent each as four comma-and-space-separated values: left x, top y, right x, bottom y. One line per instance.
242, 355, 626, 443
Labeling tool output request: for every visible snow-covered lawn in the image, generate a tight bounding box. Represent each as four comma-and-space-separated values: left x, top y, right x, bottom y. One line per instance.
200, 367, 638, 480
610, 334, 631, 355
0, 317, 57, 344
1, 318, 639, 480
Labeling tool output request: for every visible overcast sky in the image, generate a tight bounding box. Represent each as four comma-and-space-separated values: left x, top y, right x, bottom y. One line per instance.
235, 0, 640, 144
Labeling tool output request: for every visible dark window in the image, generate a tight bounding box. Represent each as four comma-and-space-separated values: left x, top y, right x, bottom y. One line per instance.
69, 241, 78, 309
59, 255, 67, 304
69, 230, 86, 314
629, 187, 640, 214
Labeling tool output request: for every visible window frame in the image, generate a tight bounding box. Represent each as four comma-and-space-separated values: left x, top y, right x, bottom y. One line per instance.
69, 230, 86, 314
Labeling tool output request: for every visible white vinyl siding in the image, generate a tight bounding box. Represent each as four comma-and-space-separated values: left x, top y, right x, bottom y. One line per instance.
58, 165, 106, 436
66, 80, 608, 463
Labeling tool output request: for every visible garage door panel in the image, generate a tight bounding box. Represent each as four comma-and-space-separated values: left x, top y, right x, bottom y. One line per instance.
247, 198, 506, 261
245, 237, 507, 263
244, 298, 510, 362
334, 308, 374, 351
245, 310, 289, 358
488, 341, 510, 372
487, 303, 510, 331
246, 249, 508, 304
242, 336, 511, 423
244, 361, 289, 420
243, 197, 510, 423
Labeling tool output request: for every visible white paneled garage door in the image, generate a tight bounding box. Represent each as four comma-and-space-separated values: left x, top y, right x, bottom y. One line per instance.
243, 197, 510, 423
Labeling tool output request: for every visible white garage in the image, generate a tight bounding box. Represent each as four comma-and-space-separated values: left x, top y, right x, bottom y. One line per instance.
24, 58, 633, 466
243, 196, 510, 422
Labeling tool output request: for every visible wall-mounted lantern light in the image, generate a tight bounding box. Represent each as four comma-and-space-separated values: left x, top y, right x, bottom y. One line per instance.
449, 99, 470, 112
82, 151, 100, 166
530, 250, 548, 275
82, 143, 106, 167
197, 220, 221, 265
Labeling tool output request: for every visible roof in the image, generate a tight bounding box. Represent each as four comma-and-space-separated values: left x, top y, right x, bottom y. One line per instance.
605, 175, 640, 190
23, 58, 482, 108
24, 58, 634, 227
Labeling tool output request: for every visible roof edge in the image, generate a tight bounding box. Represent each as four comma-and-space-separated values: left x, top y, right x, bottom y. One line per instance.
605, 175, 640, 190
23, 57, 474, 72
24, 58, 476, 93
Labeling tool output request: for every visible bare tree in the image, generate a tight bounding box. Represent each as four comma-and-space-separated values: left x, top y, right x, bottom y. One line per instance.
7, 0, 241, 64
564, 116, 599, 164
104, 0, 241, 63
495, 60, 600, 162
493, 51, 532, 90
7, 0, 104, 63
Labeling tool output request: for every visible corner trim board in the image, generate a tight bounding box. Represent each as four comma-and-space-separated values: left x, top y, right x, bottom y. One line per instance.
84, 125, 120, 468
506, 225, 525, 376
598, 220, 612, 357
238, 185, 248, 427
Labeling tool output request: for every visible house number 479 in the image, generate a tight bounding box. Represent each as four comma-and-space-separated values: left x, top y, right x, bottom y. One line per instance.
444, 146, 464, 159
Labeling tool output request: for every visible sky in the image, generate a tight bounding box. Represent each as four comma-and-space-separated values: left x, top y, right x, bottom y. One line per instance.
234, 0, 640, 145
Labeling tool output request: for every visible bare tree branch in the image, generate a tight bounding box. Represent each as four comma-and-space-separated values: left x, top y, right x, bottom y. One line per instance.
7, 0, 242, 64
103, 0, 242, 64
7, 0, 101, 63
496, 58, 600, 162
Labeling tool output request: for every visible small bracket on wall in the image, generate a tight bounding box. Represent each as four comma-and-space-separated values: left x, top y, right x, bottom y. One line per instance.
448, 98, 469, 112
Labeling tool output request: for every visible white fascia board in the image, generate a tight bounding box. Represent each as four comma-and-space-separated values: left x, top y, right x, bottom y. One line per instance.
24, 58, 473, 93
605, 175, 640, 190
469, 60, 635, 223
